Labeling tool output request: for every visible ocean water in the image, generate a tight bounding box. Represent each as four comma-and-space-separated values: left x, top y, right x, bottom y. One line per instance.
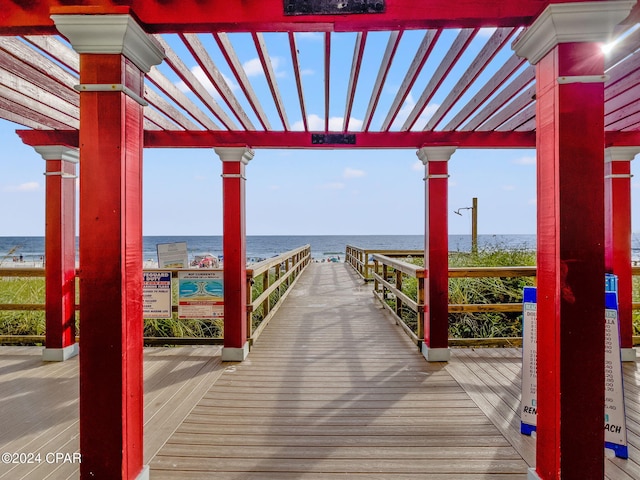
0, 234, 538, 266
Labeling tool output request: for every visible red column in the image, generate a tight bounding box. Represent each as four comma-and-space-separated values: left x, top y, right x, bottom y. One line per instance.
215, 147, 254, 361
34, 146, 79, 362
52, 13, 163, 480
605, 147, 639, 362
417, 147, 455, 362
514, 3, 634, 479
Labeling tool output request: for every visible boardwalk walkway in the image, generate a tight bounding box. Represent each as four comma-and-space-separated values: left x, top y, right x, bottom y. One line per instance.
150, 262, 530, 479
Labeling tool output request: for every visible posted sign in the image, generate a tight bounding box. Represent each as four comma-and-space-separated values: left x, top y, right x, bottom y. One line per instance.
143, 271, 172, 319
178, 271, 224, 319
157, 242, 189, 269
520, 287, 628, 458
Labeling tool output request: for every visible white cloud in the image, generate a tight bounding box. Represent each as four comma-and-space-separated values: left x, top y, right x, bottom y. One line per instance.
175, 66, 238, 98
296, 32, 323, 41
243, 56, 286, 78
478, 27, 497, 38
292, 114, 363, 131
343, 168, 365, 179
513, 155, 536, 165
301, 68, 315, 76
4, 182, 39, 192
411, 161, 424, 172
319, 182, 346, 190
391, 93, 440, 131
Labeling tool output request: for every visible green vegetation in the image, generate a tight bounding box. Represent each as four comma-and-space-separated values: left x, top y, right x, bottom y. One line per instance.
387, 244, 536, 339
0, 277, 46, 336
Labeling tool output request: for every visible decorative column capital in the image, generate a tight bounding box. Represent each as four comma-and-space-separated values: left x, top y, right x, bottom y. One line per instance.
215, 147, 255, 165
512, 1, 635, 65
34, 145, 79, 163
51, 14, 164, 72
605, 146, 640, 162
416, 146, 456, 165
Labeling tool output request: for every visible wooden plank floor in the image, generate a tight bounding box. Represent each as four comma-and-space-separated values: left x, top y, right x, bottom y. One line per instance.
151, 263, 530, 479
448, 347, 640, 480
0, 345, 223, 480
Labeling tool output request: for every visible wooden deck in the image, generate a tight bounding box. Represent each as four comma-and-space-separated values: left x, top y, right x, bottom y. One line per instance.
0, 345, 224, 479
1, 262, 640, 479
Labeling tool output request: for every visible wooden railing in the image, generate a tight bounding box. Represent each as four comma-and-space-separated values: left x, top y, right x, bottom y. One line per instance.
346, 245, 423, 281
246, 244, 311, 344
0, 245, 312, 346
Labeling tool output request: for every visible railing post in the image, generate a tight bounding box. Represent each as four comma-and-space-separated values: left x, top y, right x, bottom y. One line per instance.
417, 275, 425, 342
418, 146, 455, 362
605, 146, 639, 362
246, 271, 254, 341
364, 250, 370, 280
395, 269, 403, 321
373, 258, 380, 296
34, 145, 80, 362
215, 146, 254, 362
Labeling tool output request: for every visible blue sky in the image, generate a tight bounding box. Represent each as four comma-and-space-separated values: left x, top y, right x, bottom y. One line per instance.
0, 29, 635, 237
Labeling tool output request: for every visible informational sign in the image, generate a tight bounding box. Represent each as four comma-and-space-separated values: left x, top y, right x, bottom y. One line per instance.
520, 286, 628, 458
520, 287, 537, 435
143, 271, 172, 319
157, 242, 189, 269
604, 291, 628, 458
178, 271, 224, 319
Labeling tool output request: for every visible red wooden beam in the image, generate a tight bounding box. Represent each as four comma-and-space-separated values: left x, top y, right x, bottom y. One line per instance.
16, 129, 537, 149
0, 1, 583, 35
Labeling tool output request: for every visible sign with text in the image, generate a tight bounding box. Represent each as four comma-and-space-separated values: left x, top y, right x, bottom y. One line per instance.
520, 287, 628, 458
157, 242, 189, 269
178, 271, 224, 319
143, 271, 172, 319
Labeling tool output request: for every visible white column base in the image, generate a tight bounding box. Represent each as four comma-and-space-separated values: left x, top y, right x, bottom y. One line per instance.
621, 347, 637, 362
136, 465, 149, 480
421, 344, 451, 362
528, 467, 541, 480
42, 343, 79, 362
222, 342, 249, 362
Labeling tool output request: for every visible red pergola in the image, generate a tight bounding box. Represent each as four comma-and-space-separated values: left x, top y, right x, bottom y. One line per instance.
1, 1, 639, 479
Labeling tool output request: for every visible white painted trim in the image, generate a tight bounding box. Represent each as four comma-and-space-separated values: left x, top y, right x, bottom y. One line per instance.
621, 347, 637, 362
424, 174, 450, 180
51, 14, 164, 73
34, 146, 79, 163
136, 465, 150, 480
222, 343, 250, 362
512, 1, 635, 65
605, 147, 640, 162
42, 343, 79, 362
416, 146, 456, 165
43, 171, 78, 179
74, 83, 148, 106
421, 344, 451, 362
557, 75, 608, 84
215, 147, 255, 164
604, 174, 633, 179
221, 173, 247, 179
528, 467, 541, 480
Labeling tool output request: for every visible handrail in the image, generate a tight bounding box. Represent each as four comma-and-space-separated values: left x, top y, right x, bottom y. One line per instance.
346, 245, 423, 280
246, 245, 311, 343
364, 250, 640, 347
0, 245, 312, 346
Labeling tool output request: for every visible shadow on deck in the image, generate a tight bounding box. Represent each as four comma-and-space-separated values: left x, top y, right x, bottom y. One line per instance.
1, 262, 639, 479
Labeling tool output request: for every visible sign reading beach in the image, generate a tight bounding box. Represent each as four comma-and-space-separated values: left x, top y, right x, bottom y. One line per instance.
178, 271, 224, 319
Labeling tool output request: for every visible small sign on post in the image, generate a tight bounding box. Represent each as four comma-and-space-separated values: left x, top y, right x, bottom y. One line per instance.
157, 242, 189, 269
143, 271, 172, 319
178, 271, 224, 319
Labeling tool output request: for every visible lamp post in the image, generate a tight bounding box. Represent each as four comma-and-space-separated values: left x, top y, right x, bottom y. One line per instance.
454, 197, 478, 255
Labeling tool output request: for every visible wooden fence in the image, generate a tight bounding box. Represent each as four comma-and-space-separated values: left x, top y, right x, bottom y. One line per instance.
0, 245, 311, 346
349, 246, 640, 347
